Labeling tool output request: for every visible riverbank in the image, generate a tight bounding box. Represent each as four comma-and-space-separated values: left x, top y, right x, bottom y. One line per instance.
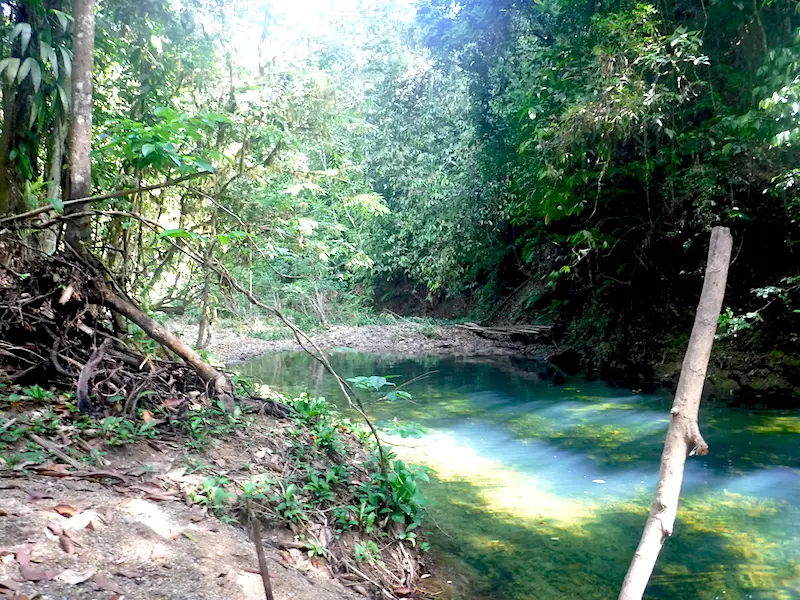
171, 320, 549, 364
0, 386, 436, 599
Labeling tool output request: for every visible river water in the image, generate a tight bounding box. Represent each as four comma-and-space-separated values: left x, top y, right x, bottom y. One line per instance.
237, 351, 800, 600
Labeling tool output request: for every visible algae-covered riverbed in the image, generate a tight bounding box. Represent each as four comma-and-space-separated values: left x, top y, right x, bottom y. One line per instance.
237, 351, 800, 600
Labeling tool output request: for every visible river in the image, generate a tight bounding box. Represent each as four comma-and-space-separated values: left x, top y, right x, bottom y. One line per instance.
236, 350, 800, 600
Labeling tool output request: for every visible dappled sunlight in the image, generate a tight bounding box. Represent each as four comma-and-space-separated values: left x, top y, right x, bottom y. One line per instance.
246, 351, 800, 599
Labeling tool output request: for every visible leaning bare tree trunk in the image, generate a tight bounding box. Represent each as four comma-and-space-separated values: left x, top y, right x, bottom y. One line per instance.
618, 226, 733, 600
97, 284, 235, 410
64, 0, 96, 254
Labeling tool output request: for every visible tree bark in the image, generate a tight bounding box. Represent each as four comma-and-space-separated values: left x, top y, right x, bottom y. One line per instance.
618, 226, 733, 600
196, 208, 217, 349
96, 284, 235, 410
64, 0, 96, 254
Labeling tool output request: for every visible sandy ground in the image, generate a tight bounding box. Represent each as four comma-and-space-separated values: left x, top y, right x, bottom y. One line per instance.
0, 478, 360, 600
0, 415, 369, 600
170, 321, 534, 364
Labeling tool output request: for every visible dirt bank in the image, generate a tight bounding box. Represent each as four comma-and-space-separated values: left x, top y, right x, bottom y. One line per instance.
171, 321, 547, 364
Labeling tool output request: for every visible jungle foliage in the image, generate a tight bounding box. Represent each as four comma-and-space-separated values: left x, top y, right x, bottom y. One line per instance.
368, 0, 800, 389
0, 0, 797, 393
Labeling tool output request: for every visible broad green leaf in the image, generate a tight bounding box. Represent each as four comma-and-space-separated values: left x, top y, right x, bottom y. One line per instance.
47, 46, 58, 80
0, 58, 20, 84
193, 159, 214, 173
141, 143, 156, 157
159, 228, 199, 240
12, 23, 31, 55
48, 197, 64, 214
51, 9, 72, 31
59, 47, 72, 78
40, 42, 52, 66
56, 83, 70, 111
18, 58, 41, 93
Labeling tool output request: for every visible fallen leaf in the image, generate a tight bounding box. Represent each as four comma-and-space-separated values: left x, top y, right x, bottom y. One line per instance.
58, 536, 75, 555
53, 504, 79, 518
0, 580, 20, 592
180, 531, 197, 542
115, 570, 143, 579
19, 563, 59, 582
12, 595, 29, 600
32, 464, 71, 478
241, 566, 260, 574
280, 551, 294, 564
45, 523, 63, 537
141, 410, 154, 423
161, 397, 185, 408
55, 568, 96, 585
393, 586, 413, 596
64, 510, 104, 531
164, 467, 187, 482
58, 284, 75, 305
0, 509, 7, 517
13, 546, 32, 565
93, 573, 123, 593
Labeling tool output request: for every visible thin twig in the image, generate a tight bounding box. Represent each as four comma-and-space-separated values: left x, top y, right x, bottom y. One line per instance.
28, 433, 83, 469
0, 172, 210, 225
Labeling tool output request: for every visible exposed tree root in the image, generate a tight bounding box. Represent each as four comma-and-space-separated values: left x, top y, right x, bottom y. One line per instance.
0, 244, 280, 419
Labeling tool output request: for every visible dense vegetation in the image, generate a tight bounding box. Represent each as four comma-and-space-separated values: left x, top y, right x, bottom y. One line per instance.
0, 0, 797, 398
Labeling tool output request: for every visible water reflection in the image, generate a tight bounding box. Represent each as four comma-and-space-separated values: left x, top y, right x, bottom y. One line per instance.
237, 351, 800, 600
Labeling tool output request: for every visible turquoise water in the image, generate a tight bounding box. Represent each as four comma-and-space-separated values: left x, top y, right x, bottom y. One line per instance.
237, 351, 800, 600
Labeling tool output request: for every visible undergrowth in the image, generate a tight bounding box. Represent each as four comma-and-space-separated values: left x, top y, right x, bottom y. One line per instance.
0, 379, 431, 576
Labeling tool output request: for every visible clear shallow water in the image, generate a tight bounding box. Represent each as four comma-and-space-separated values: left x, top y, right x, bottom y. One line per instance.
237, 351, 800, 600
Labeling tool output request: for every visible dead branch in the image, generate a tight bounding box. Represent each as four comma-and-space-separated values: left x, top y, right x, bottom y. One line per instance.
618, 227, 733, 600
28, 432, 83, 469
95, 282, 235, 410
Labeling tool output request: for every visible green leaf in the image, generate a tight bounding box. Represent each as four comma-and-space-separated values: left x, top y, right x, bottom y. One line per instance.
141, 143, 156, 157
159, 228, 199, 240
47, 46, 58, 80
48, 198, 64, 214
12, 23, 31, 55
56, 83, 70, 111
51, 9, 72, 31
59, 47, 72, 78
18, 58, 41, 93
0, 58, 21, 84
193, 159, 214, 173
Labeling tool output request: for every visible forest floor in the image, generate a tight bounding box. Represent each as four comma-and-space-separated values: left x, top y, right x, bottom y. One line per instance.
0, 415, 364, 600
0, 400, 441, 600
171, 320, 547, 364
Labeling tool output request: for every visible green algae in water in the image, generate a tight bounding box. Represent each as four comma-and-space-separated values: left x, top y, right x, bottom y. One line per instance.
237, 351, 800, 599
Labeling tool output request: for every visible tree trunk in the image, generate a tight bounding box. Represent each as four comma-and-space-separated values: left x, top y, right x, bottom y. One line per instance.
64, 0, 96, 254
196, 208, 217, 349
96, 284, 235, 410
618, 226, 733, 600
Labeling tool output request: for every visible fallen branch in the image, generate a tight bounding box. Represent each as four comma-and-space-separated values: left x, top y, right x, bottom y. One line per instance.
28, 433, 83, 469
95, 283, 235, 410
618, 227, 733, 600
